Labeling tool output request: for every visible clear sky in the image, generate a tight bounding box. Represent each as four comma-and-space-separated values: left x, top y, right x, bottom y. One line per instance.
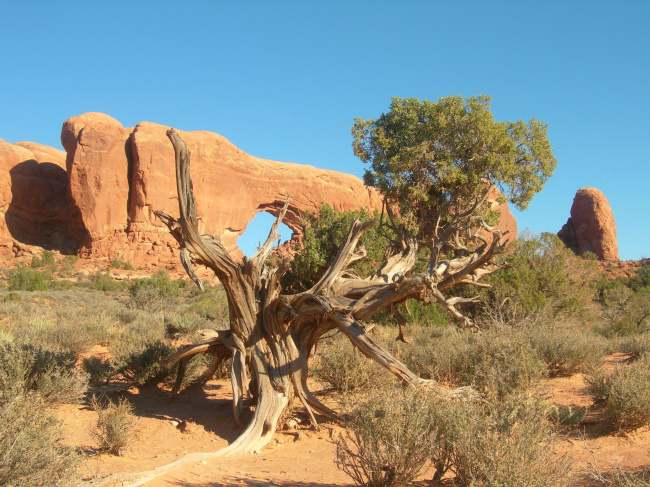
1, 1, 648, 260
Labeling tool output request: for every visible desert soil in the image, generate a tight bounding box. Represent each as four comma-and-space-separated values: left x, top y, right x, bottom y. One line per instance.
57, 352, 650, 487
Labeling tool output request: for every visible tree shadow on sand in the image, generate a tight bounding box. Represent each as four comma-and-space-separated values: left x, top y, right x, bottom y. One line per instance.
83, 380, 245, 444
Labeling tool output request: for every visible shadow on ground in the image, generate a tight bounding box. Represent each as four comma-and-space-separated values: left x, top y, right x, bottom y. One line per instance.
83, 380, 247, 444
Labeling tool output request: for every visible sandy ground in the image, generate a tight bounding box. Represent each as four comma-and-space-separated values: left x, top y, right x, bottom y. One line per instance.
56, 353, 650, 487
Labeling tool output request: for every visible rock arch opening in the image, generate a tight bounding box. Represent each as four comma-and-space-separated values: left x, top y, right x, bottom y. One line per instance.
237, 210, 294, 258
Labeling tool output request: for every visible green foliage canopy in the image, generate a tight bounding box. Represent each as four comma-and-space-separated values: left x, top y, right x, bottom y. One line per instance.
352, 96, 556, 241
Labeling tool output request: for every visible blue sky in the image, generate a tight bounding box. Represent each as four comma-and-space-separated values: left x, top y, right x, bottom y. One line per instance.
1, 1, 648, 260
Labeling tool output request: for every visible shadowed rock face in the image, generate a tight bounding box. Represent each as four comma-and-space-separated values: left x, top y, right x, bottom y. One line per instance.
0, 112, 518, 267
0, 139, 84, 257
558, 187, 619, 261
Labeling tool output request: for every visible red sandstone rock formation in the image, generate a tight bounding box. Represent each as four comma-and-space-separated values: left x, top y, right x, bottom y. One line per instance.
486, 185, 517, 244
0, 139, 82, 257
0, 112, 518, 269
61, 113, 133, 253
59, 114, 383, 263
558, 187, 619, 261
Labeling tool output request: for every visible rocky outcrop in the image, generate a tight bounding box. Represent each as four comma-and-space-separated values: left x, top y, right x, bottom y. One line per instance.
486, 185, 517, 244
59, 114, 383, 263
125, 121, 386, 259
1, 112, 518, 268
61, 113, 133, 252
0, 139, 83, 257
558, 187, 619, 261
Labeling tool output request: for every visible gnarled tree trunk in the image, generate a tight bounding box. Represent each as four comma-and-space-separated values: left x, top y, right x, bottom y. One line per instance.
155, 129, 505, 457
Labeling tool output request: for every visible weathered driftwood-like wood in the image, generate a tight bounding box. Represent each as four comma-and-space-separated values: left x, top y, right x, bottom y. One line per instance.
153, 128, 506, 457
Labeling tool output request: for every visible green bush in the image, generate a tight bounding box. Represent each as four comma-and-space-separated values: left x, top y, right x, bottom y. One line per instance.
2, 291, 22, 303
0, 394, 80, 486
431, 395, 572, 486
108, 258, 134, 270
585, 354, 650, 430
90, 395, 137, 456
281, 203, 394, 292
336, 387, 440, 487
129, 270, 180, 312
31, 250, 56, 269
91, 271, 126, 292
9, 267, 48, 291
480, 232, 598, 324
115, 340, 175, 387
83, 356, 114, 384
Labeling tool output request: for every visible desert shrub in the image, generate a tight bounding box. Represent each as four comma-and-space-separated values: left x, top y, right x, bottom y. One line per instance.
0, 342, 32, 400
91, 271, 126, 292
165, 313, 201, 338
584, 462, 650, 486
9, 267, 48, 291
479, 232, 597, 324
584, 365, 611, 402
400, 299, 448, 327
30, 250, 56, 269
431, 395, 572, 486
524, 324, 607, 376
83, 356, 114, 384
599, 285, 650, 337
0, 394, 80, 486
628, 260, 650, 292
109, 258, 134, 270
314, 334, 389, 392
129, 270, 180, 312
162, 351, 216, 389
59, 254, 79, 276
115, 340, 175, 387
618, 332, 650, 358
389, 327, 546, 398
396, 327, 474, 383
185, 286, 230, 326
0, 343, 87, 404
10, 309, 108, 355
90, 395, 137, 456
470, 332, 547, 400
585, 354, 650, 430
336, 387, 440, 487
108, 311, 167, 359
3, 291, 22, 303
32, 363, 88, 404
